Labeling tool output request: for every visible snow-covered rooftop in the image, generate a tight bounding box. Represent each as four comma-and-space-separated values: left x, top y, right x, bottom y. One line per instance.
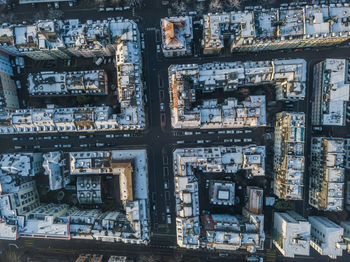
274, 112, 305, 200
169, 59, 305, 129
202, 3, 350, 53
310, 137, 345, 212
173, 146, 266, 251
161, 16, 193, 56
28, 70, 107, 96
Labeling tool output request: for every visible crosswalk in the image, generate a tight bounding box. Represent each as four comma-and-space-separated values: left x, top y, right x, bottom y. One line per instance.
23, 238, 34, 247
265, 248, 276, 262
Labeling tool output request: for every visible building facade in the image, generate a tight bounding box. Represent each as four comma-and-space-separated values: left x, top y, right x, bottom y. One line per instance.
0, 52, 19, 112
309, 216, 346, 259
161, 16, 193, 57
273, 211, 311, 258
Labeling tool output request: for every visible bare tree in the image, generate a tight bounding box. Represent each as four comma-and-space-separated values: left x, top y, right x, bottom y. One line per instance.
226, 0, 241, 9
94, 0, 105, 6
109, 0, 122, 6
0, 13, 16, 24
136, 255, 160, 262
129, 0, 143, 7
3, 250, 24, 262
171, 0, 186, 15
33, 11, 46, 22
209, 0, 224, 12
195, 2, 206, 14
48, 9, 64, 19
178, 1, 186, 12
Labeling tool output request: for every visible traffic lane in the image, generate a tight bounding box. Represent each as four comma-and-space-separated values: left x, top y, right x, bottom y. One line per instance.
148, 141, 172, 230
7, 5, 133, 24
300, 58, 316, 217
5, 127, 266, 153
155, 150, 176, 233
6, 137, 148, 153
170, 129, 266, 143
1, 237, 256, 262
156, 45, 350, 70
144, 29, 162, 130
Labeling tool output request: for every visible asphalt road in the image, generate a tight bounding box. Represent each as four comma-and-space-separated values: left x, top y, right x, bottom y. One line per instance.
2, 1, 350, 261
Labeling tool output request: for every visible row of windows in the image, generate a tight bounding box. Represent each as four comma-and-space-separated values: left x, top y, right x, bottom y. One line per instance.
3, 90, 17, 96
312, 226, 325, 239
21, 195, 38, 206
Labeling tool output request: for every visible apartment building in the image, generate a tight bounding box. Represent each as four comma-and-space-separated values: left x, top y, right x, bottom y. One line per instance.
202, 3, 350, 55
161, 16, 193, 57
273, 211, 311, 257
274, 112, 305, 200
309, 137, 345, 211
312, 59, 349, 126
309, 216, 346, 259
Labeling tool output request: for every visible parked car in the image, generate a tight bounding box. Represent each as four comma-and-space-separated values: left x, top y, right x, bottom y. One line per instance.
95, 57, 103, 66
167, 214, 171, 224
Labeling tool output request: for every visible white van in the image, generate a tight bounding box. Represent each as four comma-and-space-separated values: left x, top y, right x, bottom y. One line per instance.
95, 57, 103, 66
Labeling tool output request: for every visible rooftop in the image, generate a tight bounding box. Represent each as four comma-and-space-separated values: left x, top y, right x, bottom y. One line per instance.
173, 146, 265, 251
161, 16, 193, 55
202, 3, 350, 53
309, 137, 345, 211
28, 70, 108, 96
169, 59, 306, 129
274, 112, 305, 200
0, 149, 149, 244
